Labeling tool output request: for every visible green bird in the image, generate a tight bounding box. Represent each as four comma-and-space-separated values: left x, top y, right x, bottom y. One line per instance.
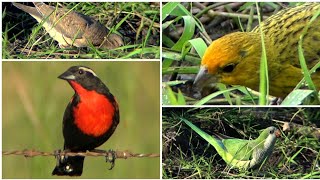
182, 118, 280, 170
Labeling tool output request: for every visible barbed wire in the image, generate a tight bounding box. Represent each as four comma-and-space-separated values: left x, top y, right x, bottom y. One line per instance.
2, 149, 160, 159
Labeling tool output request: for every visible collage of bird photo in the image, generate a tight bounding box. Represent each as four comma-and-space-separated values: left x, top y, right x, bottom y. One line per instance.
1, 1, 320, 179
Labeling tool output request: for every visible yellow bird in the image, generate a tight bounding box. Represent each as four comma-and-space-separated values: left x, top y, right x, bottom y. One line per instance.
194, 3, 320, 98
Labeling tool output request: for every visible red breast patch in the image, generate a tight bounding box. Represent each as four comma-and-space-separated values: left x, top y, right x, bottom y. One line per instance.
70, 81, 115, 137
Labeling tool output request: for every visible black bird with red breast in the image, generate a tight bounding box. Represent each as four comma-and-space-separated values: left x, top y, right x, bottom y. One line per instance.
52, 66, 119, 176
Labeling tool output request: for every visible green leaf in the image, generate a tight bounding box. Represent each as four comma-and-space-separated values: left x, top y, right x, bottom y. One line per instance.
195, 86, 240, 105
184, 38, 207, 58
281, 90, 314, 105
162, 81, 188, 105
171, 16, 196, 51
177, 89, 186, 105
162, 2, 180, 21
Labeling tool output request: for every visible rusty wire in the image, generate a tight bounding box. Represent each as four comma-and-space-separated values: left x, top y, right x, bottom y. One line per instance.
2, 149, 160, 159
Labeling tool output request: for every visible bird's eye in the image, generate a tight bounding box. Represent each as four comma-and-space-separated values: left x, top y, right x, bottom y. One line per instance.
239, 50, 247, 57
269, 130, 274, 134
222, 64, 235, 73
78, 69, 84, 74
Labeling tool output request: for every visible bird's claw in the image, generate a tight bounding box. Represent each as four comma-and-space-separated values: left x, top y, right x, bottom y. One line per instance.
53, 149, 62, 165
53, 149, 70, 164
54, 149, 62, 158
106, 149, 116, 170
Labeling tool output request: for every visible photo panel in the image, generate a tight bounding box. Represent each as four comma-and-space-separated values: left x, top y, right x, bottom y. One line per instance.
2, 2, 160, 59
162, 107, 320, 178
2, 1, 320, 180
2, 61, 160, 178
162, 2, 320, 105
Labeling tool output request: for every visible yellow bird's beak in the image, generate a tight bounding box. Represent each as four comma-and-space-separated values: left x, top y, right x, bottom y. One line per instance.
193, 65, 217, 89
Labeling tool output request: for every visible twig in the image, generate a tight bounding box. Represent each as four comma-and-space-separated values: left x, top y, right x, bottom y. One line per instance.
3, 149, 160, 159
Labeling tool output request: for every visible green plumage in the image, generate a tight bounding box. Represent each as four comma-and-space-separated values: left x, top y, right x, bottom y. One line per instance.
182, 118, 279, 170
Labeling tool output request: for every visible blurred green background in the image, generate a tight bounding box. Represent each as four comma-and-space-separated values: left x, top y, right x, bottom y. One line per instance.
2, 61, 160, 178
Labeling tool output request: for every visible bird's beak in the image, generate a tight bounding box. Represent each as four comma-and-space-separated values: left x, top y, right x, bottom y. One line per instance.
193, 65, 217, 89
275, 129, 281, 138
58, 71, 76, 80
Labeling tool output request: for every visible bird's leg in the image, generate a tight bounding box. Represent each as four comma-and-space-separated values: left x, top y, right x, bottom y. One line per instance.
106, 149, 116, 170
54, 149, 71, 164
58, 42, 83, 55
91, 149, 117, 170
53, 149, 62, 165
60, 46, 81, 55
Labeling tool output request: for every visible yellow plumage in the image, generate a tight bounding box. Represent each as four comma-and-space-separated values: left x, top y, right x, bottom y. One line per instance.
195, 3, 320, 97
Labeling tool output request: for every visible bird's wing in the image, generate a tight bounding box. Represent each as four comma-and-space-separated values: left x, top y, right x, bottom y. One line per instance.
253, 3, 320, 69
222, 138, 254, 161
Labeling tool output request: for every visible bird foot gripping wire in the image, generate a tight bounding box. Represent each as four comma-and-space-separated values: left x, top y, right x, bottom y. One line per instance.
53, 149, 70, 164
53, 149, 62, 165
106, 149, 116, 170
91, 149, 117, 170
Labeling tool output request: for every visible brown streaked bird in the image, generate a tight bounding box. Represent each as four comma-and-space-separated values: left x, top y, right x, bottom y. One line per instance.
12, 2, 123, 49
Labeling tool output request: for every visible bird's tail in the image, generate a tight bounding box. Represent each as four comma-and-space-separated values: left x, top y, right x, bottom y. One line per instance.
181, 118, 227, 152
52, 155, 84, 176
12, 2, 41, 18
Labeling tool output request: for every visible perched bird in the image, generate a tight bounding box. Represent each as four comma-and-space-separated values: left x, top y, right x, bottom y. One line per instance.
194, 3, 320, 98
182, 118, 280, 169
12, 2, 123, 49
52, 66, 120, 176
